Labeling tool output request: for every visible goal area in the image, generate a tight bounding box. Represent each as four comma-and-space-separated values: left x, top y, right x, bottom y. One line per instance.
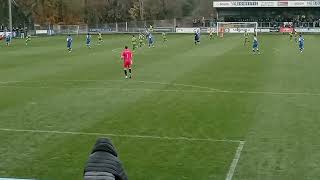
52, 25, 88, 35
217, 22, 258, 37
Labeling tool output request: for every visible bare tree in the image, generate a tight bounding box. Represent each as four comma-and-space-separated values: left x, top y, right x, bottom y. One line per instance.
8, 0, 212, 25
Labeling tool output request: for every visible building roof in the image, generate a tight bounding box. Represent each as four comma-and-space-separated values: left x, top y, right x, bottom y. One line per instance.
213, 1, 320, 8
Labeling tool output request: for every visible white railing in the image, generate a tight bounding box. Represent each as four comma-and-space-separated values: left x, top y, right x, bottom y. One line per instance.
31, 19, 320, 35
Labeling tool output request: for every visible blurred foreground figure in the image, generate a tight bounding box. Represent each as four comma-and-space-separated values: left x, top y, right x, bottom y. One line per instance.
84, 138, 128, 180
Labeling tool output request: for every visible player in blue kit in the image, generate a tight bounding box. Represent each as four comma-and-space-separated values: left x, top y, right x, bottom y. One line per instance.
67, 34, 73, 53
298, 34, 304, 53
5, 33, 11, 46
252, 34, 260, 54
86, 33, 91, 48
147, 32, 154, 48
194, 29, 200, 45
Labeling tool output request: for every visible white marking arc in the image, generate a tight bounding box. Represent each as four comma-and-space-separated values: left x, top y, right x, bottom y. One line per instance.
0, 128, 242, 143
1, 79, 320, 96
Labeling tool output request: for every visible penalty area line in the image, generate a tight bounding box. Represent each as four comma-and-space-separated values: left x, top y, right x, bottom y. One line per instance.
225, 141, 245, 180
0, 128, 242, 143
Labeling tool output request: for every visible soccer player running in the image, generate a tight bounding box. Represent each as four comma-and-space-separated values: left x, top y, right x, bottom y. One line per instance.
294, 30, 298, 43
5, 33, 11, 46
289, 31, 293, 41
244, 30, 249, 46
86, 33, 92, 48
98, 32, 103, 45
209, 28, 214, 40
131, 35, 137, 51
162, 32, 167, 43
25, 35, 31, 46
138, 33, 144, 47
149, 25, 154, 32
147, 32, 155, 48
252, 34, 260, 55
298, 34, 304, 53
67, 34, 73, 53
194, 29, 200, 45
121, 46, 133, 79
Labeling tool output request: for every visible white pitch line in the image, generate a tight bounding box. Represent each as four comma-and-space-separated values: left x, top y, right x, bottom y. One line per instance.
111, 48, 122, 52
131, 80, 218, 91
63, 79, 218, 91
235, 90, 320, 96
1, 80, 320, 96
225, 141, 245, 180
0, 79, 217, 91
0, 85, 223, 94
0, 128, 242, 143
0, 81, 21, 84
1, 84, 320, 97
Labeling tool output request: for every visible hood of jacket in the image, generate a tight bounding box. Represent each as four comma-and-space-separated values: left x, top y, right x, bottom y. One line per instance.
91, 138, 118, 157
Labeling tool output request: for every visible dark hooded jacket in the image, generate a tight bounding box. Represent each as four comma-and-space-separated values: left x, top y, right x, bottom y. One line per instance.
84, 138, 128, 180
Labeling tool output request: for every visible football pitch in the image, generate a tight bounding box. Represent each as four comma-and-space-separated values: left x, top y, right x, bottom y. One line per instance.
1, 34, 320, 180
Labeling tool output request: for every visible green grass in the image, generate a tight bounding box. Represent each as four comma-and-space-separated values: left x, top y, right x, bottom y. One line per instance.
1, 33, 320, 180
